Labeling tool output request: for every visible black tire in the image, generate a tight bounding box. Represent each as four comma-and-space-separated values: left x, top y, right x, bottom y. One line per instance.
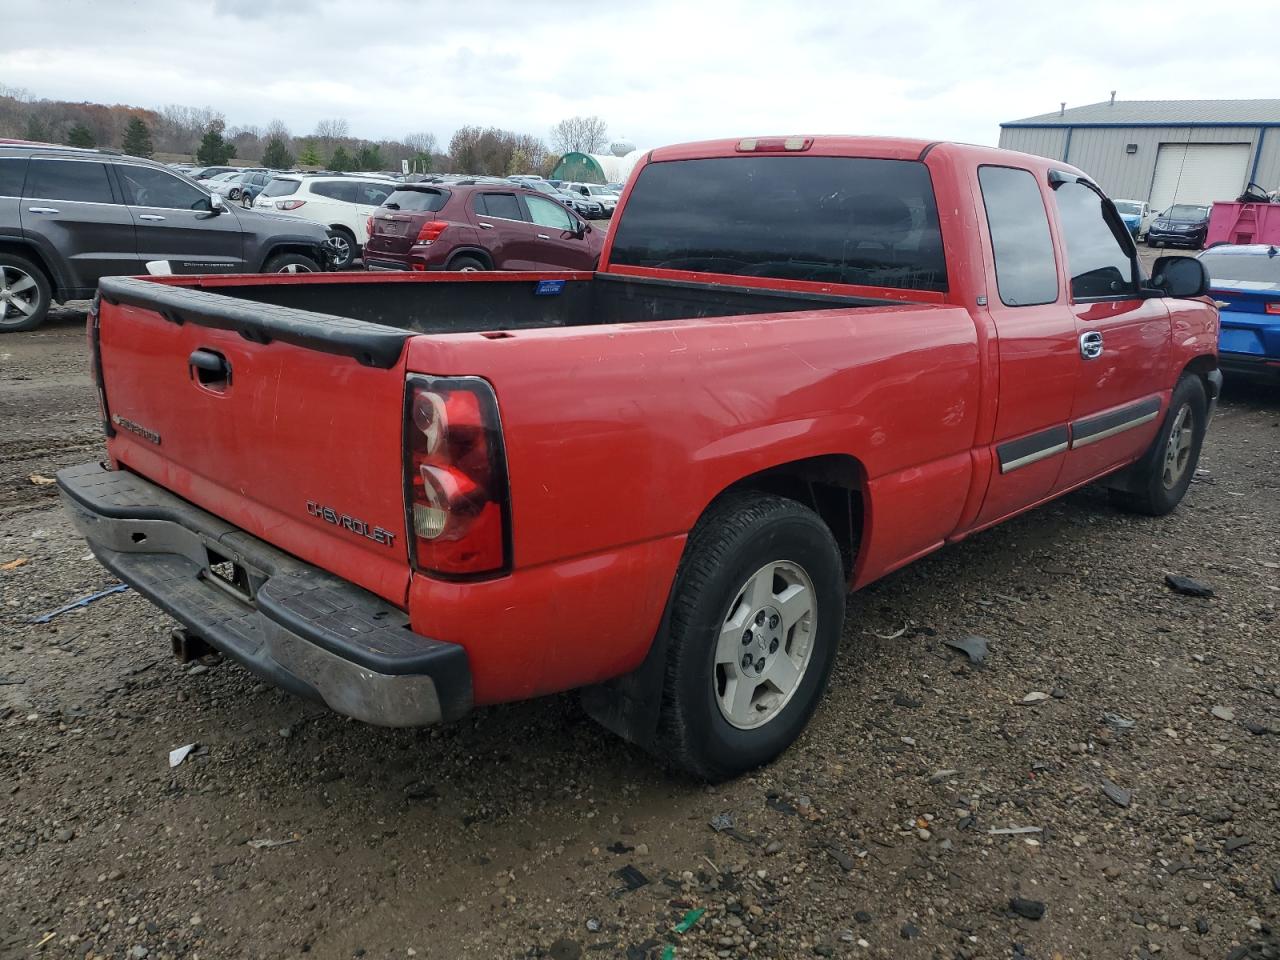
324, 229, 357, 270
1145, 236, 1156, 247
1109, 375, 1207, 516
654, 492, 845, 781
447, 254, 487, 272
262, 252, 320, 274
0, 253, 53, 333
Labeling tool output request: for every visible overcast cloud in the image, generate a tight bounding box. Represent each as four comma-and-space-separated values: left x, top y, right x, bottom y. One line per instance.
3, 0, 1276, 151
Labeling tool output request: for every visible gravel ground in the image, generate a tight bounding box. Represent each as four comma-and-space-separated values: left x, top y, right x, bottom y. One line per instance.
1, 286, 1278, 960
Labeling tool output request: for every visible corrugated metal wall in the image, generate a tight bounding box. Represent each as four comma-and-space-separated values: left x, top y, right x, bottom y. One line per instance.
998, 124, 1280, 201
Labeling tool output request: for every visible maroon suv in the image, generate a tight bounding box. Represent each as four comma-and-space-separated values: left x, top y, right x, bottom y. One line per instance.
363, 180, 603, 272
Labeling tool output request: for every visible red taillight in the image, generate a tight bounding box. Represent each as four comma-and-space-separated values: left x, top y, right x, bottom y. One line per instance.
1266, 302, 1280, 315
415, 220, 450, 244
366, 215, 374, 236
275, 199, 306, 210
404, 376, 509, 577
736, 137, 813, 153
87, 293, 114, 437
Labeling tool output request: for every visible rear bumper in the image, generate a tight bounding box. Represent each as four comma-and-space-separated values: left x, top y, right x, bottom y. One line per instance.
56, 461, 472, 727
363, 257, 411, 272
1220, 351, 1280, 382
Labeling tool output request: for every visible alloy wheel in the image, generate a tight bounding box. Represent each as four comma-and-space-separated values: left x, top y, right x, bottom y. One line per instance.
1162, 402, 1194, 489
713, 560, 817, 730
0, 265, 41, 326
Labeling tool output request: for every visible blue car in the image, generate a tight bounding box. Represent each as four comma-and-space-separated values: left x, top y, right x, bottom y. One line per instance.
1199, 244, 1280, 383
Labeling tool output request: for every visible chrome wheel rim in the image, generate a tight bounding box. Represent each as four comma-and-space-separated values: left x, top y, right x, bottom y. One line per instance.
714, 560, 816, 730
276, 262, 315, 274
0, 265, 40, 325
1162, 402, 1194, 489
323, 235, 352, 264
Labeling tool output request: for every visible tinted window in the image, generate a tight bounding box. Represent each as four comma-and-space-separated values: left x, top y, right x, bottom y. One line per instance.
24, 159, 115, 204
609, 156, 947, 292
0, 157, 26, 197
526, 194, 575, 231
311, 181, 356, 202
1052, 181, 1136, 300
385, 188, 447, 213
353, 182, 394, 206
263, 178, 299, 198
117, 165, 209, 210
1200, 251, 1280, 286
978, 166, 1058, 307
475, 192, 525, 220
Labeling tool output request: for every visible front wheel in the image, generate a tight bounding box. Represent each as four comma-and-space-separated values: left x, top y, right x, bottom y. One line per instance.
1109, 375, 1207, 516
323, 230, 356, 270
654, 492, 845, 781
263, 252, 321, 274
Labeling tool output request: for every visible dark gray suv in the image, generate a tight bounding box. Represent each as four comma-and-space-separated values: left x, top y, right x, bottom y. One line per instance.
0, 143, 332, 332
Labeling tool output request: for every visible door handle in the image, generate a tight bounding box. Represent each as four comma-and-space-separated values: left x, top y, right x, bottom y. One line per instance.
478, 222, 494, 229
1079, 331, 1104, 360
537, 233, 551, 240
138, 214, 166, 221
27, 206, 59, 214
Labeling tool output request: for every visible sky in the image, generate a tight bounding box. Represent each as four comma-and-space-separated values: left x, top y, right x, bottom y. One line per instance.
3, 0, 1278, 152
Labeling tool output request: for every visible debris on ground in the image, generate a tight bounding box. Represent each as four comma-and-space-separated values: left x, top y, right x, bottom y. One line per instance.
708, 812, 734, 833
1211, 705, 1236, 722
943, 634, 989, 665
1102, 712, 1136, 730
989, 826, 1042, 836
28, 473, 56, 486
167, 744, 196, 768
1008, 897, 1046, 920
246, 837, 299, 850
30, 583, 129, 623
1164, 574, 1215, 598
0, 557, 28, 571
612, 865, 649, 892
672, 908, 705, 934
1101, 778, 1133, 808
1020, 691, 1050, 704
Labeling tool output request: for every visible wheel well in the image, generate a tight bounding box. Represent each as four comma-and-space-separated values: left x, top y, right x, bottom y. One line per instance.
1182, 354, 1219, 396
446, 248, 493, 270
719, 454, 865, 579
328, 224, 356, 239
261, 244, 321, 267
0, 240, 60, 297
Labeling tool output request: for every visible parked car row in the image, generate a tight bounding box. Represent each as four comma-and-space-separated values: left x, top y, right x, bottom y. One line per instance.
0, 143, 333, 331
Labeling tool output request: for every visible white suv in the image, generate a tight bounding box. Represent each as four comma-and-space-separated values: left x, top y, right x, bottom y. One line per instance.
254, 175, 398, 268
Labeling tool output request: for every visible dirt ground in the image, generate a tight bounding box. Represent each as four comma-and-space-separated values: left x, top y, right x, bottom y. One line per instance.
1, 289, 1278, 960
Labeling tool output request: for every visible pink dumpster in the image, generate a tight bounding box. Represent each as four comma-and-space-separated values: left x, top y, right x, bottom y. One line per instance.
1206, 201, 1280, 247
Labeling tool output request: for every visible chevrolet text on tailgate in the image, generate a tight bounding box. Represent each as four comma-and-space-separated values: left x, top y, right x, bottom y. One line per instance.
60, 136, 1220, 780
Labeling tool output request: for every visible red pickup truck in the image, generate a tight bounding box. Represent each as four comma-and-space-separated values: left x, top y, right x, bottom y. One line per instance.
58, 136, 1220, 780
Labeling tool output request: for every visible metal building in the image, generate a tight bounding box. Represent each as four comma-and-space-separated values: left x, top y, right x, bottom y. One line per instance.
999, 99, 1280, 209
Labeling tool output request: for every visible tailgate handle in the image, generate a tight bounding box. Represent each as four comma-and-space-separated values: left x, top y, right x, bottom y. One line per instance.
189, 348, 231, 389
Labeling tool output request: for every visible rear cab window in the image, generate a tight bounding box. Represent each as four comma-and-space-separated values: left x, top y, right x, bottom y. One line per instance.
1052, 180, 1138, 300
24, 158, 116, 204
978, 165, 1059, 306
384, 188, 448, 213
608, 155, 948, 292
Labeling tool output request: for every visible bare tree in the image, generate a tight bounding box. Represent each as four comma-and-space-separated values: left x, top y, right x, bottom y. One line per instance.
549, 115, 608, 155
404, 131, 438, 156
314, 117, 350, 147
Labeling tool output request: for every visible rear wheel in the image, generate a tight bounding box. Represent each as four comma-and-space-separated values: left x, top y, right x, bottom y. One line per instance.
263, 252, 320, 274
0, 254, 52, 333
1109, 375, 1207, 516
653, 492, 845, 781
447, 254, 487, 272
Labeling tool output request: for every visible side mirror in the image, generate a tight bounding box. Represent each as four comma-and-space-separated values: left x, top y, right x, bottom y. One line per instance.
1151, 255, 1209, 299
209, 193, 227, 215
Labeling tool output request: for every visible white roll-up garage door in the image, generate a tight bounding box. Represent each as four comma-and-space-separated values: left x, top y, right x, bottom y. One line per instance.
1148, 142, 1250, 211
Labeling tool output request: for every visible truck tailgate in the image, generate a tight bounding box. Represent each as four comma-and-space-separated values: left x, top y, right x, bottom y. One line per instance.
96, 277, 413, 605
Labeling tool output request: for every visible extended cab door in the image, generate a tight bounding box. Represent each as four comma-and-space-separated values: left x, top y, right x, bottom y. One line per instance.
114, 162, 247, 275
971, 164, 1080, 527
1049, 178, 1170, 489
521, 193, 598, 269
22, 156, 139, 295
